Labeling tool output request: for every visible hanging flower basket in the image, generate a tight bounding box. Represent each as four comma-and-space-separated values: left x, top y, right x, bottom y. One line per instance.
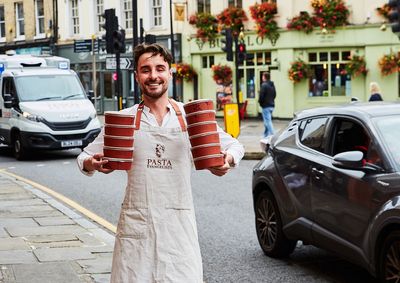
311, 0, 350, 31
376, 3, 391, 20
176, 63, 197, 82
212, 64, 233, 84
189, 12, 219, 42
216, 7, 248, 35
287, 11, 316, 34
378, 53, 400, 76
288, 59, 312, 83
249, 2, 280, 44
341, 54, 368, 77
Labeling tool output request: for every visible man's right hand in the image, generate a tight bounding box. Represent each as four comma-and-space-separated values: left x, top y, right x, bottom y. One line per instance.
83, 153, 113, 174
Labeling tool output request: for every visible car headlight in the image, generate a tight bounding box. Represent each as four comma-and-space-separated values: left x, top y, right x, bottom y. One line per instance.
89, 112, 97, 119
23, 112, 44, 122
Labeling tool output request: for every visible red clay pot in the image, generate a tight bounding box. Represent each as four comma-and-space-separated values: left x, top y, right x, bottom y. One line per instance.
187, 121, 217, 136
104, 124, 135, 136
104, 135, 134, 147
185, 110, 216, 125
193, 154, 225, 170
184, 99, 214, 114
104, 111, 135, 125
189, 131, 220, 147
103, 146, 134, 159
191, 143, 221, 159
103, 157, 133, 170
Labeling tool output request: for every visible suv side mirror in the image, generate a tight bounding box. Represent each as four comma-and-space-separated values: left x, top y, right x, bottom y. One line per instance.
87, 90, 95, 105
332, 150, 383, 173
3, 93, 13, 108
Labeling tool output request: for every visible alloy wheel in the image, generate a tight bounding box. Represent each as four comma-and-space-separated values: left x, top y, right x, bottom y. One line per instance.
256, 195, 277, 250
384, 238, 400, 282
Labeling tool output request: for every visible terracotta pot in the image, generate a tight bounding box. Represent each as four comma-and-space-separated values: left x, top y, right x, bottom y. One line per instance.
104, 135, 134, 147
189, 131, 220, 147
104, 124, 135, 136
103, 146, 134, 159
104, 111, 135, 125
103, 157, 133, 170
184, 99, 214, 114
185, 110, 216, 125
187, 121, 217, 136
193, 154, 225, 170
191, 143, 221, 159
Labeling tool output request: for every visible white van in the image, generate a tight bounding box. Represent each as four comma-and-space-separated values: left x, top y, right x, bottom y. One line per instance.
0, 53, 101, 160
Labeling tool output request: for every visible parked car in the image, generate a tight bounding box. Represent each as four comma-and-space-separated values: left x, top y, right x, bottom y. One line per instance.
252, 102, 400, 283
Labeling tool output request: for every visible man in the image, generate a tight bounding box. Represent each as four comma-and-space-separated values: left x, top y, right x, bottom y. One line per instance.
258, 71, 276, 137
77, 43, 244, 282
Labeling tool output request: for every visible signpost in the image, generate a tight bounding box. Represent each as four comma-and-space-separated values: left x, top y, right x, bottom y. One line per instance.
105, 57, 132, 70
74, 39, 100, 53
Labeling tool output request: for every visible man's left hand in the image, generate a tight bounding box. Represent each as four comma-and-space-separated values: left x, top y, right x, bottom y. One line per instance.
208, 151, 234, 177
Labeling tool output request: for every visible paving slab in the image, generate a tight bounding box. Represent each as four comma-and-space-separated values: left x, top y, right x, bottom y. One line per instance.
31, 240, 83, 249
0, 250, 37, 264
0, 199, 45, 207
12, 262, 82, 283
25, 234, 78, 243
34, 216, 75, 226
0, 238, 29, 251
77, 255, 113, 274
0, 218, 38, 228
0, 209, 63, 218
33, 247, 96, 262
5, 225, 87, 237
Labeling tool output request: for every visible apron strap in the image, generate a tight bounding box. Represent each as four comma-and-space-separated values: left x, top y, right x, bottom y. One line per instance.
134, 99, 187, 132
169, 99, 187, 132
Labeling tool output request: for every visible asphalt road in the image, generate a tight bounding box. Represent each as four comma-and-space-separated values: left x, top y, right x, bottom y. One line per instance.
0, 147, 377, 283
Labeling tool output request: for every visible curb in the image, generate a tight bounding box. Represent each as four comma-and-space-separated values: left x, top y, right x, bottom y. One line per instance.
243, 151, 265, 160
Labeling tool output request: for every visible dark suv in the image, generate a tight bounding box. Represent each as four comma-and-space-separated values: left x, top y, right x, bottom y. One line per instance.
252, 102, 400, 283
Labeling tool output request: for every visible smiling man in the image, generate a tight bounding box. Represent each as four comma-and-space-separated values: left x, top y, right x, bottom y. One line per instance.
77, 43, 244, 282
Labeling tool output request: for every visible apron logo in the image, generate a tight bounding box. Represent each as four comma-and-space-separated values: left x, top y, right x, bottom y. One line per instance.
155, 144, 165, 158
147, 144, 173, 170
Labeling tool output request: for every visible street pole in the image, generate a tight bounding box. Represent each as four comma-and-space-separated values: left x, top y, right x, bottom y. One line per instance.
91, 35, 97, 111
169, 0, 177, 101
132, 0, 139, 104
234, 36, 240, 107
116, 51, 122, 110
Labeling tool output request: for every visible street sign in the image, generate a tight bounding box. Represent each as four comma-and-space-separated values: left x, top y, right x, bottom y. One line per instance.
74, 39, 100, 53
105, 57, 132, 70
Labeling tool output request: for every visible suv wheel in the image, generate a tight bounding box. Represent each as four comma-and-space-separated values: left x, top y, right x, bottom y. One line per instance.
255, 190, 297, 258
378, 231, 400, 283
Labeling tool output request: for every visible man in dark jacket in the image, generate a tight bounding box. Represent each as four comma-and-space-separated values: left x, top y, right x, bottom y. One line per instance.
258, 72, 276, 137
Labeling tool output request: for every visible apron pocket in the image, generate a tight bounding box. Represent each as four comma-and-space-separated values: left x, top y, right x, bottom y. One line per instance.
117, 207, 148, 239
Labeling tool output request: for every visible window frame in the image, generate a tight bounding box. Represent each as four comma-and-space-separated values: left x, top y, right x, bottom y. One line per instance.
298, 116, 329, 154
0, 5, 5, 41
70, 0, 79, 35
15, 2, 25, 39
152, 0, 163, 28
34, 0, 45, 38
96, 0, 104, 33
123, 0, 132, 30
197, 0, 211, 14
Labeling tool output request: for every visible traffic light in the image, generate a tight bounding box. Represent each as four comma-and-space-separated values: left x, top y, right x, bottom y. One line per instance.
101, 9, 118, 54
388, 0, 400, 34
237, 42, 247, 65
221, 28, 233, 62
113, 29, 126, 53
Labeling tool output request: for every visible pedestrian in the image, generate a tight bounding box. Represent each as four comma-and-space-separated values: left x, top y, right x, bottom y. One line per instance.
258, 71, 276, 137
77, 43, 244, 282
368, 82, 383, 102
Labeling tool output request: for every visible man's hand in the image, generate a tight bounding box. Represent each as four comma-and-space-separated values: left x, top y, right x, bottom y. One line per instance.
208, 151, 234, 177
83, 153, 114, 174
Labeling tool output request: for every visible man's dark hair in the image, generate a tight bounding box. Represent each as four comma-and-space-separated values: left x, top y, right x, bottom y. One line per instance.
262, 72, 270, 81
133, 43, 173, 70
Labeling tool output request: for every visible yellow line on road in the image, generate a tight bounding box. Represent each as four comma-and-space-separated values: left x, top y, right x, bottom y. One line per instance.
0, 169, 117, 234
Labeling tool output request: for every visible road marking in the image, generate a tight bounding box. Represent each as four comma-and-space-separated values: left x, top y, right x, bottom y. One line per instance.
0, 169, 117, 234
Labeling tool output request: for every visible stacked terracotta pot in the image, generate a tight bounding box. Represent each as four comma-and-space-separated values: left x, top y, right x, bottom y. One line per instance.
103, 111, 135, 170
184, 99, 224, 170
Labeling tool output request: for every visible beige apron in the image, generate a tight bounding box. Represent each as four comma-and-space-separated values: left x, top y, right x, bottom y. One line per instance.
110, 100, 203, 283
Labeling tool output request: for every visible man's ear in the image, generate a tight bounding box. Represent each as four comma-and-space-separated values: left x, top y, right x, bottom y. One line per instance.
134, 71, 138, 83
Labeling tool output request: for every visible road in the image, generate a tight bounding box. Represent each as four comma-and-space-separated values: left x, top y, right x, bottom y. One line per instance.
0, 147, 377, 283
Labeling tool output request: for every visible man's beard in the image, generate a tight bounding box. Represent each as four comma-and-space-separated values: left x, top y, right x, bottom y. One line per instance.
140, 81, 168, 100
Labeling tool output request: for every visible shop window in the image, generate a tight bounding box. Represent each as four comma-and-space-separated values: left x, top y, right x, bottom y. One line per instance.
197, 0, 210, 14
309, 53, 317, 62
202, 56, 207, 68
246, 69, 255, 99
256, 53, 263, 65
209, 56, 214, 67
342, 51, 351, 60
202, 55, 214, 68
319, 52, 328, 61
331, 52, 339, 61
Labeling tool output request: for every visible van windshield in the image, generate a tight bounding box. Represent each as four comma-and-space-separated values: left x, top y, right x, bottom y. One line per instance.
15, 75, 86, 102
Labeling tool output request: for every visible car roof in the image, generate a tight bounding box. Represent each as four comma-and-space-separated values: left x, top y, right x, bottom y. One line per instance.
294, 102, 400, 120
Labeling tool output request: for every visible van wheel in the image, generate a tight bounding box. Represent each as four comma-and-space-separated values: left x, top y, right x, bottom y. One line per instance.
378, 231, 400, 283
13, 133, 27, 160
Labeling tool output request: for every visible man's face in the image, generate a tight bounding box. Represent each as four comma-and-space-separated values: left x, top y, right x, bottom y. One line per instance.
135, 53, 172, 100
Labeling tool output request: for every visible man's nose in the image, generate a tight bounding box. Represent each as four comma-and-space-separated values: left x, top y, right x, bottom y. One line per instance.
149, 69, 158, 79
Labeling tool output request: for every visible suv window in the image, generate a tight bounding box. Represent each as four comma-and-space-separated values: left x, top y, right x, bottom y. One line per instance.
298, 117, 328, 153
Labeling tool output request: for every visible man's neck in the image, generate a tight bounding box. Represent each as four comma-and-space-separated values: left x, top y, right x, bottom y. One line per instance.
143, 95, 170, 125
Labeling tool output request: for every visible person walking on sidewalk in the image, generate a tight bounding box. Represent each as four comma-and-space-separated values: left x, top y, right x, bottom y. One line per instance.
77, 43, 244, 282
258, 71, 276, 137
368, 81, 383, 102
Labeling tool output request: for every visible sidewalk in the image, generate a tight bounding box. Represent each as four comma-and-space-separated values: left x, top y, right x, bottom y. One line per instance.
0, 117, 288, 283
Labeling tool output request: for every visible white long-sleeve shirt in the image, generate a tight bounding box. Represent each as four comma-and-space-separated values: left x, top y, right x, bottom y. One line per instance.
77, 102, 245, 175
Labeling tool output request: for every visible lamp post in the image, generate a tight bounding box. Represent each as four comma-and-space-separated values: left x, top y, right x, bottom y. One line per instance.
132, 0, 139, 104
169, 0, 177, 101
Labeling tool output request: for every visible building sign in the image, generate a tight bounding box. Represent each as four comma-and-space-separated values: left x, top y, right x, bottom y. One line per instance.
74, 39, 100, 53
175, 5, 185, 21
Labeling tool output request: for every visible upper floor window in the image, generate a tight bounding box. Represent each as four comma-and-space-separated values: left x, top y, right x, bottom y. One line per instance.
152, 0, 162, 27
197, 0, 210, 14
35, 0, 45, 36
70, 0, 79, 35
123, 0, 132, 30
15, 2, 24, 37
228, 0, 242, 8
96, 0, 104, 33
262, 0, 276, 2
0, 6, 5, 39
